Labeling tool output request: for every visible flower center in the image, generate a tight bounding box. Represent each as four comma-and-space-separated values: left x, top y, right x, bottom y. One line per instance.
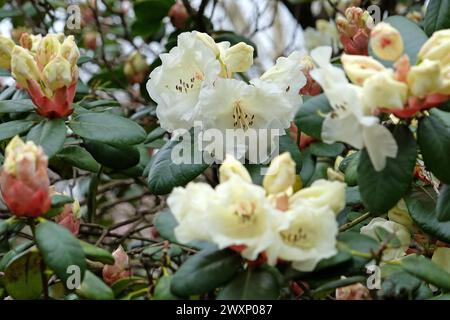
173, 71, 204, 93
234, 200, 257, 223
280, 224, 314, 248
232, 100, 255, 131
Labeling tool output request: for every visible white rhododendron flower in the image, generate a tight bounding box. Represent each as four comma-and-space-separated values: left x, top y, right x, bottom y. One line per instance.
360, 217, 411, 261
263, 152, 297, 195
289, 179, 346, 215
258, 51, 307, 108
206, 176, 278, 260
146, 31, 221, 132
219, 154, 252, 183
267, 204, 338, 272
167, 182, 217, 243
310, 46, 398, 171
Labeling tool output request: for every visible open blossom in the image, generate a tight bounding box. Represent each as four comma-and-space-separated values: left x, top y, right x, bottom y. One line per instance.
360, 217, 411, 261
0, 36, 15, 69
102, 246, 132, 285
11, 33, 79, 118
266, 203, 338, 272
310, 46, 398, 171
370, 22, 404, 61
0, 136, 51, 217
336, 7, 373, 55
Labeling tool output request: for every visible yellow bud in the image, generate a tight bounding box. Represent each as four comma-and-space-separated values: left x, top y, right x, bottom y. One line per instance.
36, 34, 62, 68
362, 70, 408, 112
219, 154, 252, 183
388, 199, 413, 228
42, 55, 73, 91
3, 136, 44, 176
124, 51, 149, 84
196, 32, 220, 56
370, 22, 404, 61
59, 35, 80, 67
407, 59, 442, 98
432, 247, 450, 274
300, 55, 315, 72
263, 152, 296, 195
327, 167, 345, 182
440, 64, 450, 95
223, 42, 254, 73
341, 54, 386, 85
418, 29, 450, 67
0, 36, 15, 69
19, 33, 42, 52
11, 46, 41, 88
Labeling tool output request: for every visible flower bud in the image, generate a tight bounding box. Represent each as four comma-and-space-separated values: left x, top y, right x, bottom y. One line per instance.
290, 179, 346, 214
0, 136, 51, 217
60, 35, 80, 67
102, 246, 132, 285
336, 7, 372, 55
168, 1, 189, 30
0, 36, 15, 69
418, 29, 450, 66
43, 55, 73, 91
336, 282, 371, 300
362, 70, 408, 112
19, 33, 42, 52
55, 198, 81, 236
341, 54, 385, 85
36, 33, 61, 69
83, 31, 98, 50
388, 199, 413, 229
407, 59, 442, 98
263, 152, 296, 195
219, 154, 252, 183
370, 22, 404, 61
124, 51, 149, 84
223, 42, 254, 73
10, 46, 41, 88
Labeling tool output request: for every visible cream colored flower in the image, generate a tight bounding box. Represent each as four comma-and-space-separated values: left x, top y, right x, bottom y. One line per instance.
387, 199, 413, 229
219, 154, 252, 183
0, 36, 15, 69
222, 42, 254, 74
341, 54, 385, 85
146, 31, 222, 132
10, 46, 41, 88
370, 22, 404, 61
206, 176, 278, 260
263, 152, 296, 195
407, 59, 442, 98
418, 29, 450, 67
362, 70, 408, 112
167, 182, 217, 244
289, 179, 346, 215
360, 217, 411, 261
267, 204, 338, 272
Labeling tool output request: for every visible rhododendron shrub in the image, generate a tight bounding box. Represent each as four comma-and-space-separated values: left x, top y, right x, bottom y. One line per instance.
0, 0, 449, 302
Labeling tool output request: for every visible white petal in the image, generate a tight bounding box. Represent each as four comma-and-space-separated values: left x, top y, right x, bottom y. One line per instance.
362, 121, 398, 171
322, 112, 364, 149
310, 46, 333, 67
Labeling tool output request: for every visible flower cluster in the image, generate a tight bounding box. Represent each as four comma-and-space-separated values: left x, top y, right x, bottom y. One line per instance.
167, 153, 346, 272
9, 33, 80, 118
146, 31, 307, 159
343, 27, 450, 119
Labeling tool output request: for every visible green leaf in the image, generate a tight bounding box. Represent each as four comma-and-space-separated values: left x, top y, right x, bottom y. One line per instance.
84, 139, 140, 170
294, 94, 331, 139
79, 241, 114, 265
299, 148, 315, 185
405, 186, 450, 242
26, 119, 66, 158
358, 125, 416, 214
51, 194, 74, 208
424, 0, 450, 36
79, 100, 121, 110
380, 270, 422, 299
0, 120, 35, 141
344, 152, 360, 187
171, 247, 242, 297
398, 254, 450, 291
418, 114, 450, 183
153, 275, 180, 300
346, 186, 362, 206
76, 270, 114, 300
0, 241, 34, 272
56, 145, 101, 173
68, 113, 146, 146
131, 0, 173, 38
111, 277, 148, 298
279, 133, 302, 172
217, 269, 280, 300
0, 99, 35, 113
310, 142, 345, 158
4, 251, 43, 300
147, 136, 209, 195
145, 127, 166, 144
35, 220, 86, 286
371, 16, 428, 66
437, 185, 450, 222
313, 276, 366, 296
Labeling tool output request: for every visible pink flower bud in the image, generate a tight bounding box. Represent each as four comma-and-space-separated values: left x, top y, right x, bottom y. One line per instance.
102, 246, 132, 285
168, 1, 189, 30
336, 282, 371, 300
0, 136, 51, 217
55, 198, 81, 236
336, 7, 372, 56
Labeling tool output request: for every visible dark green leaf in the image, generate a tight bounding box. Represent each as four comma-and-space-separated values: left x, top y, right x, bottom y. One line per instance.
310, 142, 345, 157
0, 120, 35, 141
79, 240, 114, 265
35, 220, 86, 286
437, 185, 450, 222
313, 276, 366, 296
153, 275, 180, 300
76, 270, 114, 300
171, 247, 241, 296
424, 0, 450, 36
358, 125, 416, 214
294, 94, 331, 139
0, 99, 35, 113
56, 145, 101, 173
84, 139, 140, 170
145, 127, 166, 144
26, 119, 66, 158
